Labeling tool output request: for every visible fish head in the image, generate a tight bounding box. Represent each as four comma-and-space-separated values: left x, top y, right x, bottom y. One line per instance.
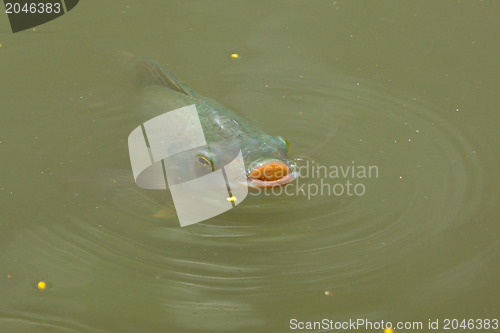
164, 136, 296, 189
242, 135, 297, 188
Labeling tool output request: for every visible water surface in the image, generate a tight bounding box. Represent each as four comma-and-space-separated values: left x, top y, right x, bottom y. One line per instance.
0, 1, 499, 332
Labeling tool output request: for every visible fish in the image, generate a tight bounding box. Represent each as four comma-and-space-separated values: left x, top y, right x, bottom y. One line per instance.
128, 55, 297, 188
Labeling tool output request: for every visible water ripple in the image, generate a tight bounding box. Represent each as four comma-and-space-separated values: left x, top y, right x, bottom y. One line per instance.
14, 63, 488, 331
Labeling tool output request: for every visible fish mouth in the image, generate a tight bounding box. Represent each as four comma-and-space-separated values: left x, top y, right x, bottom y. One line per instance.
247, 160, 297, 188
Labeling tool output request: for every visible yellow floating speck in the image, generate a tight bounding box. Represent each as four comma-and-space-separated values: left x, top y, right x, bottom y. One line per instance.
384, 327, 394, 333
37, 281, 47, 290
227, 196, 237, 202
0, 43, 2, 48
230, 53, 239, 59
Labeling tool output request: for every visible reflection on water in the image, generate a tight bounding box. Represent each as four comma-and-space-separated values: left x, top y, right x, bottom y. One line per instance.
1, 57, 491, 332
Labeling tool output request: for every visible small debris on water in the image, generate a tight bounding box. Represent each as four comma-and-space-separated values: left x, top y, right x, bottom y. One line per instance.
324, 290, 334, 296
37, 281, 47, 290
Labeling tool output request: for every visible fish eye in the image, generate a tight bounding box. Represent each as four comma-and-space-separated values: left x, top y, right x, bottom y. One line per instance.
196, 153, 213, 169
276, 136, 289, 153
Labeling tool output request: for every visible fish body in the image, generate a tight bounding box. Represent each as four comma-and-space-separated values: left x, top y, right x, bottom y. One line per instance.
131, 57, 296, 188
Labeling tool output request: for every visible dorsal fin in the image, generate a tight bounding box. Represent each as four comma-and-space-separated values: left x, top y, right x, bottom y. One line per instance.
122, 52, 198, 98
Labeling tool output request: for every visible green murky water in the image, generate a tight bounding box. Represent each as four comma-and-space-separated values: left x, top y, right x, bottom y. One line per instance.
1, 1, 499, 332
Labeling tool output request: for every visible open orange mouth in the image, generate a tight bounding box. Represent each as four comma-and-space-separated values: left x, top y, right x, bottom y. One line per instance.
247, 161, 296, 188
